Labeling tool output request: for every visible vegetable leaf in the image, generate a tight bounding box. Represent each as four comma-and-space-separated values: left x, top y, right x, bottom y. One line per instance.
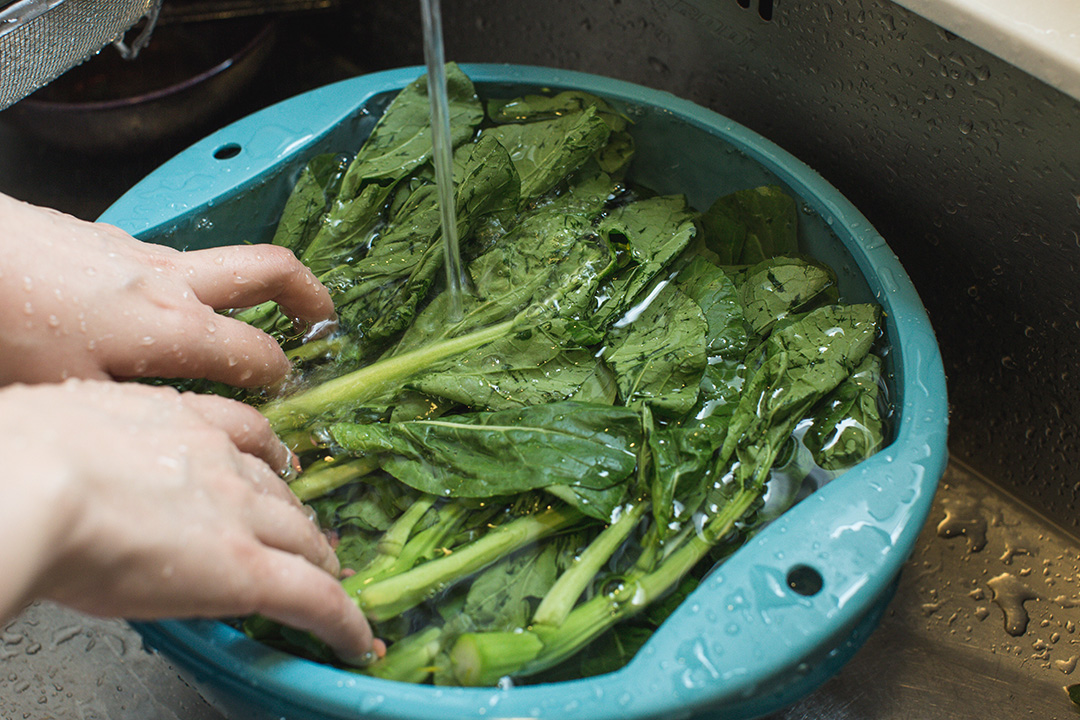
392, 208, 614, 356
329, 402, 642, 520
699, 185, 798, 265
480, 106, 612, 202
715, 303, 881, 499
603, 281, 708, 417
592, 195, 698, 330
408, 328, 606, 411
803, 354, 886, 471
462, 543, 561, 632
328, 134, 520, 349
340, 62, 483, 196
737, 256, 837, 338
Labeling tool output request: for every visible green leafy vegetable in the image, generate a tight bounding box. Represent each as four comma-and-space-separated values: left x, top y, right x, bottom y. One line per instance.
738, 256, 837, 338
592, 195, 698, 330
215, 66, 893, 688
329, 402, 640, 520
699, 184, 799, 264
803, 354, 886, 470
602, 281, 707, 416
481, 105, 612, 202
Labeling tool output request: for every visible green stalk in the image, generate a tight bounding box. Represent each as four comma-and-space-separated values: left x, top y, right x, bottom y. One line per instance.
447, 485, 760, 684
362, 626, 444, 684
531, 501, 647, 627
288, 456, 380, 502
450, 631, 544, 687
286, 334, 350, 364
342, 498, 465, 591
387, 502, 471, 571
523, 485, 759, 676
262, 318, 516, 433
356, 504, 583, 622
630, 521, 662, 574
375, 495, 438, 559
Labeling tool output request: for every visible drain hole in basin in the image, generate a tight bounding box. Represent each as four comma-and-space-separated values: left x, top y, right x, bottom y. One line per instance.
786, 565, 823, 596
213, 143, 242, 160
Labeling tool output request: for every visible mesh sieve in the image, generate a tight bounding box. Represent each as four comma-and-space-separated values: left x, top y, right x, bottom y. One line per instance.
0, 0, 161, 110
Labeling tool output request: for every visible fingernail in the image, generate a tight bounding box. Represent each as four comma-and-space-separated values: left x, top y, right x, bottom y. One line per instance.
301, 314, 339, 343
278, 446, 299, 481
345, 650, 379, 668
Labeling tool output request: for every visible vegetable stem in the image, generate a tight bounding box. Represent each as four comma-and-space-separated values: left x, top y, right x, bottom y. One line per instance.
376, 495, 438, 559
362, 626, 443, 684
444, 485, 759, 684
356, 504, 583, 621
288, 456, 380, 502
342, 498, 465, 591
531, 501, 646, 627
262, 318, 517, 433
450, 631, 544, 687
522, 485, 759, 677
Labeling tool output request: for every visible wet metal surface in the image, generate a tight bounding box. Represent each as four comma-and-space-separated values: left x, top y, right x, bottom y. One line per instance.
771, 460, 1080, 720
2, 0, 1078, 716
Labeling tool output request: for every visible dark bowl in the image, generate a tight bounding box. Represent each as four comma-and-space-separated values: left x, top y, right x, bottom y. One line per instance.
2, 17, 277, 154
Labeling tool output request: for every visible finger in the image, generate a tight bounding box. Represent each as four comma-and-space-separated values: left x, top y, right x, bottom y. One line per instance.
236, 453, 304, 508
243, 489, 339, 576
249, 550, 376, 663
179, 393, 292, 474
181, 245, 335, 326
100, 310, 291, 388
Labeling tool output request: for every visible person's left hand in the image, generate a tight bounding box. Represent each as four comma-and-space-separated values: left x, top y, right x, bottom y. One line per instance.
0, 379, 381, 664
0, 193, 334, 388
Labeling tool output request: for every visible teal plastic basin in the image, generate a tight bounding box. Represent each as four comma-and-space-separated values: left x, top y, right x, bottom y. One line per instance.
101, 64, 949, 720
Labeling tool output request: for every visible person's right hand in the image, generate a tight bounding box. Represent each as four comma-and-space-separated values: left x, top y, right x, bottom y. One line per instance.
0, 192, 335, 389
0, 379, 380, 664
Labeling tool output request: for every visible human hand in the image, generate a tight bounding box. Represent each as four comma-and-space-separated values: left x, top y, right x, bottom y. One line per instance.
0, 379, 380, 664
0, 193, 335, 388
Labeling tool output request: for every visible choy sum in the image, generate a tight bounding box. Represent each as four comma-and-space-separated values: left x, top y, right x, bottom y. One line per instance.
219, 64, 893, 687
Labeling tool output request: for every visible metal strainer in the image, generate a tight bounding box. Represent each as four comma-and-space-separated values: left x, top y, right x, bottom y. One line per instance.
0, 0, 161, 110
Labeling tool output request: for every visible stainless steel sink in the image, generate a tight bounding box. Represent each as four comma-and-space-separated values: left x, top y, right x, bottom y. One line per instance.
2, 0, 1078, 716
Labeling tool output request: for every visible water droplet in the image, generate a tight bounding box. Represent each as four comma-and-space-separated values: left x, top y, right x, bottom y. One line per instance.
1056, 655, 1079, 674
936, 500, 988, 552
988, 572, 1039, 636
51, 625, 82, 646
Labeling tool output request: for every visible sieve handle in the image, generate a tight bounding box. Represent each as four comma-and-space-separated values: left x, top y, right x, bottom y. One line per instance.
98, 67, 428, 236
603, 435, 945, 716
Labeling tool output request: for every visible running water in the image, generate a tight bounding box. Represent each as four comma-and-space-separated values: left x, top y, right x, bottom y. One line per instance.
420, 0, 464, 322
